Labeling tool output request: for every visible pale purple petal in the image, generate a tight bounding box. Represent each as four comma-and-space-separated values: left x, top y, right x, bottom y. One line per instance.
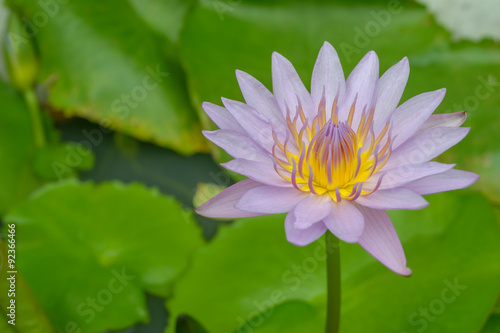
404, 169, 479, 195
235, 70, 285, 131
272, 52, 314, 118
236, 185, 307, 214
373, 57, 409, 134
365, 162, 455, 190
391, 88, 446, 149
418, 111, 467, 132
339, 51, 379, 127
311, 42, 345, 116
357, 205, 412, 276
221, 159, 291, 187
293, 194, 332, 229
383, 126, 470, 170
203, 129, 271, 163
221, 98, 275, 151
196, 179, 265, 218
356, 188, 429, 210
285, 209, 327, 246
323, 200, 364, 243
202, 102, 243, 131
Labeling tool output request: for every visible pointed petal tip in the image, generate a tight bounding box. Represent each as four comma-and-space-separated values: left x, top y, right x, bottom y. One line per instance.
235, 69, 247, 80
416, 199, 430, 210
272, 51, 290, 65
400, 56, 409, 69
201, 129, 215, 137
468, 172, 480, 185
317, 41, 341, 63
194, 201, 210, 217
399, 267, 413, 277
201, 101, 212, 111
320, 41, 335, 52
446, 110, 468, 123
356, 50, 379, 70
366, 50, 379, 60
202, 101, 224, 114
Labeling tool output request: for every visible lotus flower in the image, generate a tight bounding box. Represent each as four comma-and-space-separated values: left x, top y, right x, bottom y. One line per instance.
196, 42, 478, 276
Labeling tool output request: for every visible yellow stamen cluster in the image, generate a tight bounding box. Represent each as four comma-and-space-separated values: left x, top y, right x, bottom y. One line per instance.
272, 94, 391, 202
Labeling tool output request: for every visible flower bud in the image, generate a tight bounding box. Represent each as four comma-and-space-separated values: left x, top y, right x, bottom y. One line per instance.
3, 12, 39, 91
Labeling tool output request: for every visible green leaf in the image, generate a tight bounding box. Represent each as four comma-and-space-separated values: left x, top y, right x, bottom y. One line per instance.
0, 318, 16, 333
481, 314, 500, 333
175, 314, 209, 333
340, 192, 500, 333
128, 0, 195, 44
60, 120, 227, 208
4, 180, 205, 333
0, 239, 54, 332
33, 142, 94, 180
0, 80, 42, 215
179, 0, 499, 198
8, 0, 207, 155
59, 119, 227, 239
232, 301, 323, 333
167, 213, 327, 333
494, 298, 500, 314
168, 191, 500, 333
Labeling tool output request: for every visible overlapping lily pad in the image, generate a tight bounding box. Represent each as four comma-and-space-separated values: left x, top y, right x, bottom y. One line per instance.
168, 191, 500, 333
4, 180, 204, 333
7, 0, 207, 154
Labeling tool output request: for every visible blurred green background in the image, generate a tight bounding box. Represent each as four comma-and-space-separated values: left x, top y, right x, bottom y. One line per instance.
0, 0, 499, 332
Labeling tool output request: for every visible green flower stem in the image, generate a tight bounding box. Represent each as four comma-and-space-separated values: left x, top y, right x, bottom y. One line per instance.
325, 232, 341, 333
23, 89, 46, 147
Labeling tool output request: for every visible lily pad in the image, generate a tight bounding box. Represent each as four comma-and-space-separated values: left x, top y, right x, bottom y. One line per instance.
4, 180, 205, 333
481, 314, 500, 333
167, 191, 500, 333
7, 0, 208, 154
0, 239, 54, 333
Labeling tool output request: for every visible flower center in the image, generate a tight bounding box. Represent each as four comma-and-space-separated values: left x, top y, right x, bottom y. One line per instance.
272, 94, 391, 202
310, 121, 359, 190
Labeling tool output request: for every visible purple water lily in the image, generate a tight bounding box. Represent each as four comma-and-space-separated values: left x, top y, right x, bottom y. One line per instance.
197, 41, 478, 276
